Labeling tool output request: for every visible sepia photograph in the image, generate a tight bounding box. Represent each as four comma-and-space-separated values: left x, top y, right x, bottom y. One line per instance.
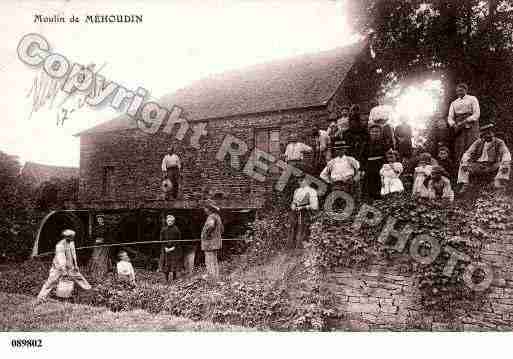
1, 0, 513, 356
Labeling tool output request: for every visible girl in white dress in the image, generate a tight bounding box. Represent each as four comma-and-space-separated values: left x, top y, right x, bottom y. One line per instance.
380, 150, 405, 196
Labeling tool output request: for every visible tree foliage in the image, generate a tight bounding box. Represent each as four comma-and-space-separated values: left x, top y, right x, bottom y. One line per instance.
345, 0, 513, 129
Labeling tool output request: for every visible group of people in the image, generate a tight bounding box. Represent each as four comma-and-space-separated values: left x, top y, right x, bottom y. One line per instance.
36, 200, 224, 303
286, 83, 511, 248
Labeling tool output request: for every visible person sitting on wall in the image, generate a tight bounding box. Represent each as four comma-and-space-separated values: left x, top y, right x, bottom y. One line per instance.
288, 172, 319, 249
427, 165, 454, 202
201, 200, 224, 280
412, 152, 434, 199
159, 214, 183, 283
447, 83, 480, 163
284, 133, 313, 173
161, 145, 182, 200
380, 149, 404, 196
435, 144, 455, 183
36, 229, 92, 304
457, 123, 511, 193
320, 140, 361, 196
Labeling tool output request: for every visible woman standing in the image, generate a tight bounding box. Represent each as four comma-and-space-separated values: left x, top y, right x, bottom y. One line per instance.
363, 124, 391, 201
201, 200, 224, 279
159, 215, 183, 282
87, 215, 111, 281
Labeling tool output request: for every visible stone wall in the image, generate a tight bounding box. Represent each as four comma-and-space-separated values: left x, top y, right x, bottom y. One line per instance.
327, 234, 513, 331
78, 107, 332, 208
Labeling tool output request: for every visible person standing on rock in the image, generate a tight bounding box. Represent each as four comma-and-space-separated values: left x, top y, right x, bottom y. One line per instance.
161, 145, 182, 199
36, 229, 91, 303
201, 200, 224, 279
447, 83, 480, 162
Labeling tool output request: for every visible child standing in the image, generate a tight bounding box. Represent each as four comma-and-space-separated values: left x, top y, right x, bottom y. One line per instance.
380, 150, 404, 196
116, 250, 136, 285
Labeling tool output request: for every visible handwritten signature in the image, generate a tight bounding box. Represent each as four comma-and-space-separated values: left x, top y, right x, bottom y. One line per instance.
26, 62, 107, 126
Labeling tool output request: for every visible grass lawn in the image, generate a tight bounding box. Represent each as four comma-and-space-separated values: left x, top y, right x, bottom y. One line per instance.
0, 292, 246, 331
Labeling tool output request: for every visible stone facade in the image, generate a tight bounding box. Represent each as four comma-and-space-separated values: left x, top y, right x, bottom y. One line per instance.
78, 107, 338, 209
328, 234, 513, 330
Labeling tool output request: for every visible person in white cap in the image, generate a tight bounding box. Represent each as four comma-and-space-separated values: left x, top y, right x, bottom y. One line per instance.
159, 214, 183, 282
36, 229, 91, 302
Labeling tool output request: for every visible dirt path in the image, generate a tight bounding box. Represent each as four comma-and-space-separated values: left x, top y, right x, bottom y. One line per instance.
0, 292, 246, 331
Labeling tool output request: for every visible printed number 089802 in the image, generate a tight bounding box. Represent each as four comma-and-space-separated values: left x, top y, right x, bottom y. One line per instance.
11, 339, 43, 348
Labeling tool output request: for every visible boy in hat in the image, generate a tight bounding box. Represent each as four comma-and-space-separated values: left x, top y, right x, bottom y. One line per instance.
427, 165, 454, 202
288, 172, 319, 249
447, 83, 480, 162
435, 144, 454, 183
201, 200, 224, 279
457, 123, 511, 193
161, 145, 182, 199
37, 229, 91, 302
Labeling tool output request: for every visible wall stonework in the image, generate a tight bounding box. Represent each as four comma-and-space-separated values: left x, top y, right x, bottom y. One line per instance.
328, 234, 513, 330
79, 107, 333, 209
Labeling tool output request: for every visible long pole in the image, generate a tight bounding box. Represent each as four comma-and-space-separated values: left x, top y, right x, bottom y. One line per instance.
32, 238, 246, 258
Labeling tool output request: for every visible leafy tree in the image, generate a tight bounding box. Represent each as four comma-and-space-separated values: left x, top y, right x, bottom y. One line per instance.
345, 0, 513, 135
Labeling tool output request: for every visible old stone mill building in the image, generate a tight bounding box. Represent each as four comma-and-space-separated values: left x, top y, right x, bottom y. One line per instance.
33, 41, 375, 259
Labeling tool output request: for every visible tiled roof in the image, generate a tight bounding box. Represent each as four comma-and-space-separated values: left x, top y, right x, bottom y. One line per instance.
77, 41, 365, 136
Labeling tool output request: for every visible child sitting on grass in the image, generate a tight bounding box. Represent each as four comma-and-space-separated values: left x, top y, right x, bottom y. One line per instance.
116, 250, 136, 285
427, 165, 454, 202
380, 149, 404, 196
412, 152, 434, 199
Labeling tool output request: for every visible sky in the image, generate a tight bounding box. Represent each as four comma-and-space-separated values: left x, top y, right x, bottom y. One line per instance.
0, 0, 356, 167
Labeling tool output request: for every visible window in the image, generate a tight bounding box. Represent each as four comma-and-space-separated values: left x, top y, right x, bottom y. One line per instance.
102, 166, 115, 197
255, 128, 281, 157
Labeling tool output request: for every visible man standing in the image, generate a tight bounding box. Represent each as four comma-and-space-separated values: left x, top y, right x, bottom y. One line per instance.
201, 200, 224, 279
159, 214, 183, 283
37, 229, 91, 302
288, 173, 319, 249
320, 140, 361, 195
457, 124, 511, 193
161, 145, 182, 199
284, 133, 313, 172
447, 83, 480, 162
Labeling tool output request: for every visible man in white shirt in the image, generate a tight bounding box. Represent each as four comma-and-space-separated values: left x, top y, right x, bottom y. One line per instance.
37, 229, 92, 302
161, 145, 182, 199
320, 140, 361, 195
447, 83, 481, 162
457, 123, 511, 193
288, 172, 319, 249
284, 133, 313, 172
